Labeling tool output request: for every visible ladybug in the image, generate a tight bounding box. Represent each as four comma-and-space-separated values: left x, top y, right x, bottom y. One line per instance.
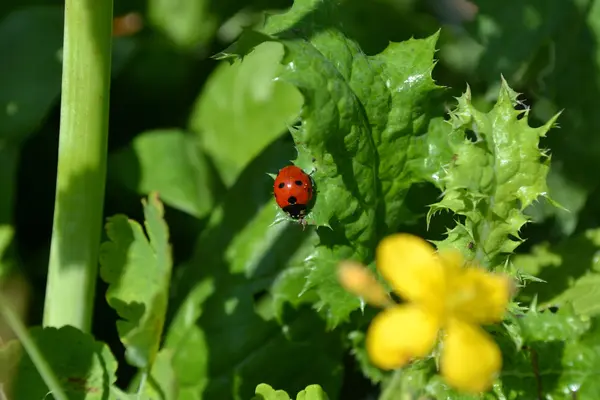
273, 165, 314, 221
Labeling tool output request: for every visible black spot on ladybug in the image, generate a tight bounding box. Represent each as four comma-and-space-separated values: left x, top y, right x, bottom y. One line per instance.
294, 180, 303, 186
288, 196, 297, 205
278, 182, 285, 189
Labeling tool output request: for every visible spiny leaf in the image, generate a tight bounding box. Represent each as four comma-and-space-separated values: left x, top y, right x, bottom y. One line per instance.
406, 309, 600, 399
466, 1, 600, 227
431, 78, 560, 268
347, 329, 390, 384
367, 34, 446, 231
514, 306, 591, 342
425, 374, 497, 400
408, 117, 464, 189
287, 27, 445, 325
499, 309, 600, 399
223, 0, 448, 326
99, 193, 173, 369
514, 228, 600, 315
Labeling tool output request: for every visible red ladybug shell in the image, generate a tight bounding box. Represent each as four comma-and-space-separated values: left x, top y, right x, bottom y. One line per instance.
273, 165, 313, 219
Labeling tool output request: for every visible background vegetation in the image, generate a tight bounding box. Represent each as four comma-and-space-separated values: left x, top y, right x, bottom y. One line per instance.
2, 0, 600, 399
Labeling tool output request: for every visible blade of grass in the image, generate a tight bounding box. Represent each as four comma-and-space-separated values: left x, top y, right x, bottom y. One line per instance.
0, 293, 68, 400
43, 0, 114, 331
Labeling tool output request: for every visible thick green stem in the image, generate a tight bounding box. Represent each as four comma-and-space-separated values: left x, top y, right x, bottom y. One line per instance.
43, 0, 113, 331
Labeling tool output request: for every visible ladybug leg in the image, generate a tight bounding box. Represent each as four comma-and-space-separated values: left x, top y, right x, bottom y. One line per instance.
308, 168, 317, 191
300, 217, 307, 231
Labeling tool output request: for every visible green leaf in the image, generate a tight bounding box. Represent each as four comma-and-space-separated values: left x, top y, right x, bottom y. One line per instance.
499, 309, 600, 399
425, 375, 494, 400
99, 193, 173, 369
290, 28, 446, 323
464, 0, 600, 229
514, 228, 600, 315
109, 129, 218, 219
515, 306, 591, 342
251, 383, 330, 400
165, 139, 343, 399
0, 326, 117, 400
347, 330, 388, 384
295, 384, 329, 400
221, 0, 448, 325
189, 41, 303, 186
431, 78, 560, 267
147, 0, 218, 49
364, 32, 446, 230
375, 359, 492, 400
252, 383, 291, 400
160, 279, 212, 398
408, 117, 464, 188
269, 265, 315, 319
389, 310, 600, 399
141, 349, 178, 400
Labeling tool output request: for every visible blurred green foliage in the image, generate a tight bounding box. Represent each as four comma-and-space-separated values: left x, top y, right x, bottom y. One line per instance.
3, 0, 600, 399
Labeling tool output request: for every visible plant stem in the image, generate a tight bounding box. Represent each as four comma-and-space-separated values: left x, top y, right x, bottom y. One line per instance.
379, 369, 405, 400
136, 371, 148, 400
0, 293, 68, 400
43, 0, 114, 331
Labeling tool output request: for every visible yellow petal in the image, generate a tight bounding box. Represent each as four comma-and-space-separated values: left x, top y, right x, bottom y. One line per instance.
366, 305, 440, 370
337, 261, 393, 308
376, 234, 445, 310
441, 318, 502, 393
445, 265, 511, 324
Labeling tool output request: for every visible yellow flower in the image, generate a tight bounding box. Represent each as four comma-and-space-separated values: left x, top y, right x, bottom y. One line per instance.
341, 234, 512, 393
